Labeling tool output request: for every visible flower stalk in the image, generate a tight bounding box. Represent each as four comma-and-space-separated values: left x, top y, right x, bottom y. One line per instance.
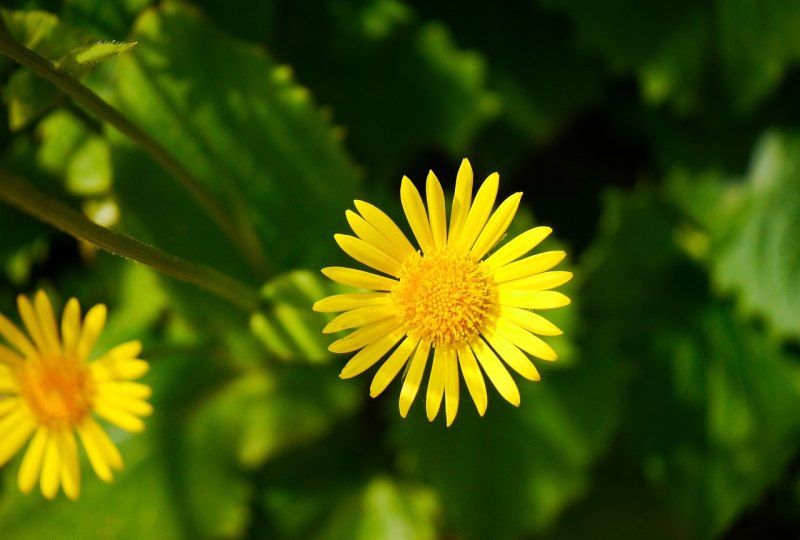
0, 28, 269, 277
0, 169, 260, 312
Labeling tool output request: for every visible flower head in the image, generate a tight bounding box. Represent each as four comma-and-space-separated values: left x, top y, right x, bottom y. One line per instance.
0, 291, 151, 500
314, 159, 572, 425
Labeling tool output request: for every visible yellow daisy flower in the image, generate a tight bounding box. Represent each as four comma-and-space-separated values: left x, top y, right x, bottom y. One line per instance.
0, 290, 152, 500
313, 159, 572, 426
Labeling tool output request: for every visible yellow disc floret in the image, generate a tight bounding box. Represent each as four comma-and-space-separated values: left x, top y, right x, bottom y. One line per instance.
392, 249, 496, 346
18, 358, 94, 429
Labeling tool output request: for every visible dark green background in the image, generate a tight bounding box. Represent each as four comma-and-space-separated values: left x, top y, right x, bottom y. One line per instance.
1, 0, 800, 538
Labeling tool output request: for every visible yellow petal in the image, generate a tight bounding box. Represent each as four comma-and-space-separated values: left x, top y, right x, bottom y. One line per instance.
95, 393, 153, 417
92, 357, 149, 382
77, 417, 122, 482
0, 313, 36, 358
448, 159, 473, 244
0, 343, 24, 367
18, 427, 48, 494
313, 292, 391, 313
61, 298, 81, 357
483, 329, 541, 380
426, 171, 447, 249
470, 192, 522, 260
40, 435, 61, 500
0, 407, 35, 467
339, 326, 406, 379
457, 344, 487, 416
91, 341, 147, 381
17, 294, 47, 353
0, 365, 17, 391
321, 267, 398, 291
0, 396, 21, 417
94, 402, 146, 432
328, 318, 401, 354
370, 336, 420, 397
498, 271, 573, 291
497, 290, 571, 310
96, 381, 152, 400
399, 340, 431, 417
76, 304, 107, 361
354, 200, 416, 258
57, 430, 81, 501
346, 210, 406, 263
335, 234, 400, 276
455, 172, 499, 251
426, 347, 446, 422
444, 348, 460, 427
323, 305, 396, 334
34, 290, 61, 356
471, 337, 520, 407
483, 226, 552, 270
494, 318, 557, 361
400, 176, 433, 253
499, 306, 562, 336
492, 251, 566, 283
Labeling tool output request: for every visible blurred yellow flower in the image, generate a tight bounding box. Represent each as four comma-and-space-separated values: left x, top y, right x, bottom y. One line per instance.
0, 291, 151, 500
314, 159, 572, 426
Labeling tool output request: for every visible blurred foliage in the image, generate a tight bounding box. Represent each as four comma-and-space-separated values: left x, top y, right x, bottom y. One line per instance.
2, 0, 800, 539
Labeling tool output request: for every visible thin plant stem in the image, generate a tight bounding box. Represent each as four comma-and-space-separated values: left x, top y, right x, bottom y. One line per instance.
0, 28, 270, 277
0, 169, 260, 313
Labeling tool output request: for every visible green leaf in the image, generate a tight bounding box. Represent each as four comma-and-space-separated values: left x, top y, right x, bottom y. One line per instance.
2, 9, 90, 129
254, 0, 498, 183
251, 269, 338, 362
577, 184, 800, 538
56, 40, 138, 75
388, 352, 619, 540
111, 1, 360, 275
65, 135, 113, 196
172, 363, 359, 537
318, 477, 439, 540
670, 132, 800, 340
0, 432, 186, 540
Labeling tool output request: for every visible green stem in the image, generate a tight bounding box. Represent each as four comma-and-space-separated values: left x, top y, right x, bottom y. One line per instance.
0, 169, 260, 313
0, 29, 269, 277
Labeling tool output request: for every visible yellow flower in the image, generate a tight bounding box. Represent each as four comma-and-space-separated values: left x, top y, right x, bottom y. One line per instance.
314, 159, 572, 426
0, 291, 152, 500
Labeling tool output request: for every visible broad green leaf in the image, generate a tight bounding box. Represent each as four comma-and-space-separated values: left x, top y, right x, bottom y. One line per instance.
2, 8, 87, 59
60, 0, 150, 38
173, 363, 358, 537
670, 133, 800, 340
253, 0, 498, 183
3, 6, 81, 131
111, 1, 360, 276
0, 431, 185, 540
257, 421, 440, 540
251, 269, 338, 362
389, 350, 619, 540
317, 477, 439, 540
65, 135, 113, 196
577, 185, 800, 538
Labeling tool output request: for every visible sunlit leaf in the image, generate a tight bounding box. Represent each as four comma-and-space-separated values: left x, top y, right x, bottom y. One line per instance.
251, 270, 338, 363
111, 1, 360, 276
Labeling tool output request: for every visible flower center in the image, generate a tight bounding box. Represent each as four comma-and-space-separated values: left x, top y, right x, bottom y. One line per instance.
18, 359, 94, 428
392, 249, 496, 346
